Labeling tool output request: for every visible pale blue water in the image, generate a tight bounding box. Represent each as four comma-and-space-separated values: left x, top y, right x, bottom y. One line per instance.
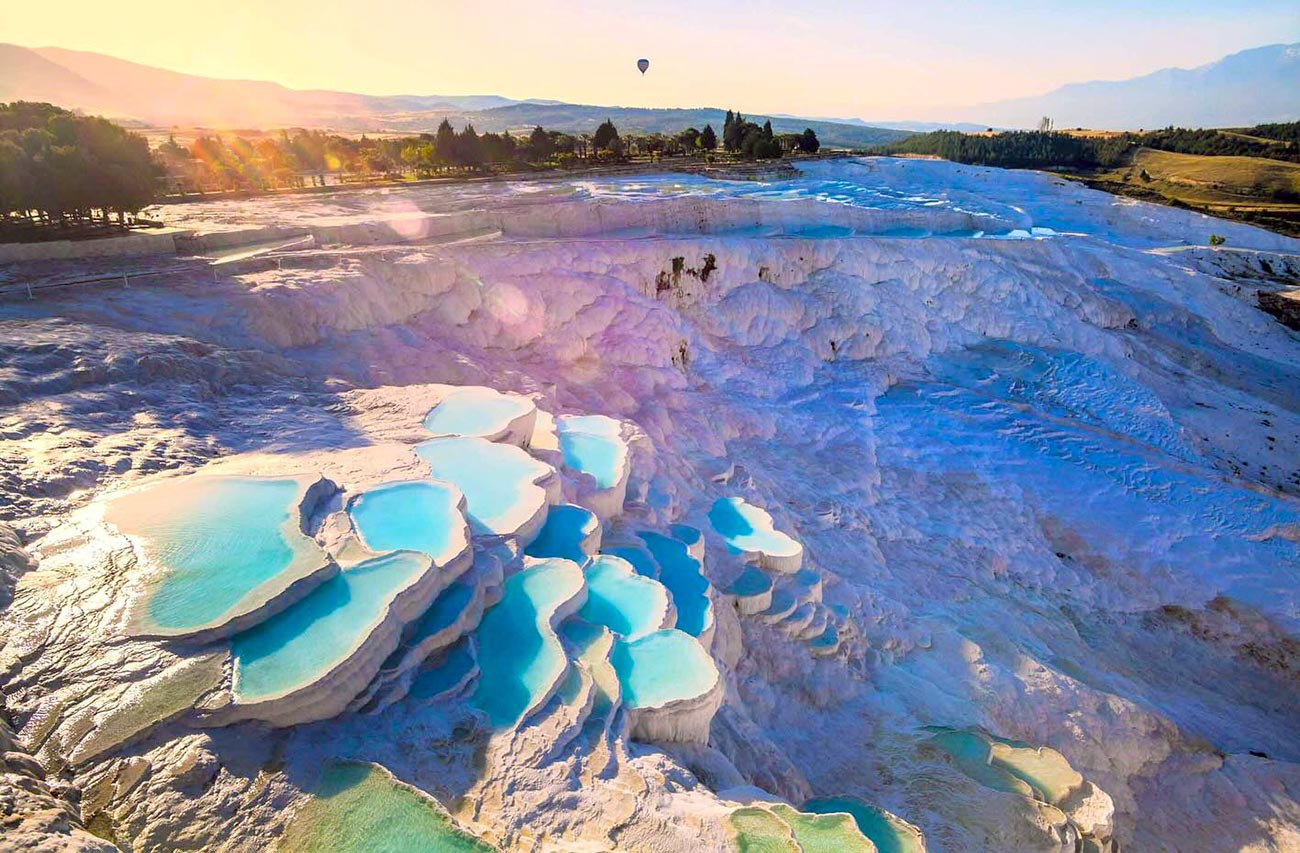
423, 389, 532, 437
415, 437, 549, 535
810, 624, 839, 650
472, 559, 585, 728
804, 798, 923, 853
578, 555, 669, 639
123, 476, 305, 631
668, 523, 703, 550
408, 641, 477, 701
556, 416, 624, 489
610, 629, 717, 709
709, 497, 799, 559
348, 480, 464, 559
524, 504, 599, 563
639, 532, 711, 636
232, 551, 428, 702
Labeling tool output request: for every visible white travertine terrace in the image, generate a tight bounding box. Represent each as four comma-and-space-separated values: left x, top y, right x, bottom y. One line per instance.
208, 543, 473, 727
709, 496, 804, 573
415, 436, 560, 544
554, 414, 631, 519
422, 385, 538, 446
5, 156, 1300, 852
612, 629, 724, 744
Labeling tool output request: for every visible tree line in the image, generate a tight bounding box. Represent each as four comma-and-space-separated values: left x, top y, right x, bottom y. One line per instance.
159, 118, 730, 193
1, 102, 159, 237
724, 111, 819, 158
1, 100, 828, 238
883, 130, 1130, 169
884, 121, 1300, 171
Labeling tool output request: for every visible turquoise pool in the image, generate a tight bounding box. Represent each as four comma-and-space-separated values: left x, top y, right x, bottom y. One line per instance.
926, 729, 1034, 797
348, 480, 466, 561
639, 532, 712, 637
524, 504, 599, 564
415, 437, 552, 536
232, 551, 428, 702
472, 559, 585, 728
804, 797, 925, 853
556, 415, 626, 489
108, 475, 323, 634
708, 497, 801, 561
423, 387, 533, 438
609, 629, 717, 709
578, 555, 670, 639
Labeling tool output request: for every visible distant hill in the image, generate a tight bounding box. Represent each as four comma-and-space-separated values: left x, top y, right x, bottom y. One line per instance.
960, 43, 1300, 130
463, 103, 907, 147
772, 114, 991, 133
0, 44, 907, 148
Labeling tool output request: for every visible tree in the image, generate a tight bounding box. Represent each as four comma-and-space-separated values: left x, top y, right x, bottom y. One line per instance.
700, 124, 717, 151
1038, 116, 1054, 133
434, 119, 457, 167
0, 102, 159, 231
798, 128, 820, 154
455, 123, 482, 168
593, 118, 621, 155
724, 110, 749, 152
529, 125, 554, 160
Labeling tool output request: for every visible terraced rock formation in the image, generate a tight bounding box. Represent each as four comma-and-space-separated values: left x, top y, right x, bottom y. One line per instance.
3, 157, 1300, 851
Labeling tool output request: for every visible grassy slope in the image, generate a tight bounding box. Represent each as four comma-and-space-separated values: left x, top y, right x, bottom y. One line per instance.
1079, 147, 1300, 237
1106, 148, 1300, 207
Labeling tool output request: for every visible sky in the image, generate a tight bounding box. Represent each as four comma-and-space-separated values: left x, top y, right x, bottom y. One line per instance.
6, 0, 1299, 119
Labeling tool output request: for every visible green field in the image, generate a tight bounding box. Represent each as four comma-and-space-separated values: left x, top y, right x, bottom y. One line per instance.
1087, 147, 1300, 235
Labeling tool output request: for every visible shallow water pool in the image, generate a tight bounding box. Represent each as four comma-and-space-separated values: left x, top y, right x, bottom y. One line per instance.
578, 555, 669, 639
472, 559, 585, 728
609, 628, 717, 709
108, 475, 322, 634
556, 415, 626, 489
525, 504, 599, 563
639, 532, 712, 636
416, 436, 552, 536
804, 797, 925, 853
232, 551, 428, 702
348, 480, 466, 561
423, 387, 534, 438
277, 761, 495, 852
708, 497, 801, 562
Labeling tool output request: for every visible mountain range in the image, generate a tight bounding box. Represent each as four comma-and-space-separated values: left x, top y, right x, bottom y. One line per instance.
2, 42, 1297, 143
0, 44, 907, 147
954, 43, 1300, 130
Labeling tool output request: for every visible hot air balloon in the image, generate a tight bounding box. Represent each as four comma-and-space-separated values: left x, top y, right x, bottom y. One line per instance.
637, 58, 650, 75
